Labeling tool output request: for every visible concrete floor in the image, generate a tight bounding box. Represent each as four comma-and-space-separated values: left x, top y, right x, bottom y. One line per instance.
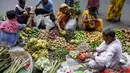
0, 0, 130, 28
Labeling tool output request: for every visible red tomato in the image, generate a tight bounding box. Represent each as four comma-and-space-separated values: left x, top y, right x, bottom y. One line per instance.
77, 52, 86, 61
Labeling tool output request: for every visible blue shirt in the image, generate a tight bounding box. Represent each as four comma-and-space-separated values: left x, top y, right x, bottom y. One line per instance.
37, 0, 53, 12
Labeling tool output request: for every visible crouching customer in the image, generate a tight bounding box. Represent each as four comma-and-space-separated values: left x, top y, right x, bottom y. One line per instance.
56, 4, 77, 32
86, 27, 122, 72
34, 0, 55, 22
0, 10, 26, 46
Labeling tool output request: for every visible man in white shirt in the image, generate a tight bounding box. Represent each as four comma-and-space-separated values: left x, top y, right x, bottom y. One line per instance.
86, 27, 122, 72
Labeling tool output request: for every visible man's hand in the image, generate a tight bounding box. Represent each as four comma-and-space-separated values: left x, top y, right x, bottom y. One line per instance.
86, 53, 95, 60
85, 49, 92, 52
44, 14, 49, 17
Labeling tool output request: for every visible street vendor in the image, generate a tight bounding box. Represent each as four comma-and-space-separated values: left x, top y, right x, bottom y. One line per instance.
34, 0, 55, 22
15, 0, 29, 24
82, 6, 103, 31
56, 3, 76, 33
85, 27, 122, 72
0, 10, 26, 46
106, 0, 125, 22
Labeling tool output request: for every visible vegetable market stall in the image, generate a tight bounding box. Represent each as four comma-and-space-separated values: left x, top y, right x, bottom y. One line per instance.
1, 27, 130, 73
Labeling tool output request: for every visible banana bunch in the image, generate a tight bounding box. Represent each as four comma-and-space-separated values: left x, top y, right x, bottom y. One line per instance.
107, 0, 125, 20
24, 38, 49, 60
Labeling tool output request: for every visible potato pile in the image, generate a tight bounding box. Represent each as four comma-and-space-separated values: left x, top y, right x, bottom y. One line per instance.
50, 37, 67, 50
38, 29, 48, 40
38, 29, 59, 41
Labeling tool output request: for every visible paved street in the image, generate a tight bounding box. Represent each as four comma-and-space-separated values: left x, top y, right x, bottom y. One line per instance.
0, 0, 130, 29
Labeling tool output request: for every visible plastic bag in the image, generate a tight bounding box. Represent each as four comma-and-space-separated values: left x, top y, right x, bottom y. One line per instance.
35, 14, 43, 27
122, 52, 130, 65
57, 62, 71, 73
65, 18, 76, 30
35, 15, 55, 30
43, 16, 55, 31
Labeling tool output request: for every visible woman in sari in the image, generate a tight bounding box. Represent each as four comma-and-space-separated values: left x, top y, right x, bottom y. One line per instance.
82, 6, 103, 31
56, 4, 70, 31
106, 0, 125, 22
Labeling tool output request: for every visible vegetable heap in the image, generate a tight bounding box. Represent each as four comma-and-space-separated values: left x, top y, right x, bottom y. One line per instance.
114, 28, 125, 42
50, 37, 67, 50
28, 27, 39, 38
77, 52, 87, 62
86, 31, 103, 43
74, 30, 88, 44
20, 27, 39, 41
64, 30, 75, 41
38, 29, 59, 41
122, 29, 130, 54
69, 50, 79, 59
85, 31, 102, 50
66, 44, 77, 51
35, 57, 51, 71
89, 41, 101, 50
53, 48, 69, 61
24, 38, 49, 60
38, 29, 48, 40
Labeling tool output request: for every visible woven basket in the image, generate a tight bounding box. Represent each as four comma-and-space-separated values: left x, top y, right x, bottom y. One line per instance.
9, 50, 33, 73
